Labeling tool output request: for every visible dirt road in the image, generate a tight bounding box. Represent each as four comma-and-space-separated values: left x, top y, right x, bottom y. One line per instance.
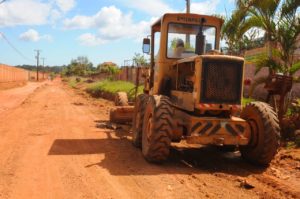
0, 79, 299, 199
0, 82, 43, 115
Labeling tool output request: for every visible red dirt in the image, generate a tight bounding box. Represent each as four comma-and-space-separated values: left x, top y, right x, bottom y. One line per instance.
0, 82, 46, 115
0, 79, 299, 199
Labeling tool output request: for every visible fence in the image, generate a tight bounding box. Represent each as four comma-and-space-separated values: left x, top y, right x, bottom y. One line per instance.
115, 66, 149, 84
0, 64, 49, 89
0, 64, 29, 83
28, 71, 48, 81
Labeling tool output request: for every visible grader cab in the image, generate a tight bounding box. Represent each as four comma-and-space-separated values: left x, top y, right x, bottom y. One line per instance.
113, 13, 280, 166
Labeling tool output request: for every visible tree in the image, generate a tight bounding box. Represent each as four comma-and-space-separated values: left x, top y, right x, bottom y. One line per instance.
97, 62, 119, 74
63, 56, 94, 76
276, 0, 300, 75
132, 53, 148, 67
236, 0, 286, 73
238, 0, 300, 121
243, 0, 300, 76
221, 10, 247, 55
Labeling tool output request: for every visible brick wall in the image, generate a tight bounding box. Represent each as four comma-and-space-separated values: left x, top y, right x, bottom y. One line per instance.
115, 66, 149, 84
0, 64, 29, 83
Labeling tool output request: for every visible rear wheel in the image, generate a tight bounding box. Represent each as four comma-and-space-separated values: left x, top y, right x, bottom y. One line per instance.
142, 95, 173, 163
240, 102, 280, 166
115, 92, 128, 106
215, 145, 237, 152
132, 94, 148, 147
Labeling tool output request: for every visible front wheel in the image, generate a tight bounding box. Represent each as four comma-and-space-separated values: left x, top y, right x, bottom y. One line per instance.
142, 95, 173, 163
132, 94, 148, 148
240, 102, 280, 166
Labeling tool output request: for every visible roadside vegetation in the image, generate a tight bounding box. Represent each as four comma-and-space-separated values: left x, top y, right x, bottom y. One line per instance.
242, 97, 254, 107
62, 53, 147, 101
223, 0, 300, 145
86, 80, 143, 100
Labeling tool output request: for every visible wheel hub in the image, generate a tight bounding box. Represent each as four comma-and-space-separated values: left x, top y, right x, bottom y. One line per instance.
135, 112, 140, 129
248, 119, 259, 147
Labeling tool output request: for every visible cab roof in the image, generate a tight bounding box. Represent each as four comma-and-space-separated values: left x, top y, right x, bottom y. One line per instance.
151, 13, 224, 32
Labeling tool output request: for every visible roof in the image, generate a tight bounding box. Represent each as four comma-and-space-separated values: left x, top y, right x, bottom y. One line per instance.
151, 13, 224, 32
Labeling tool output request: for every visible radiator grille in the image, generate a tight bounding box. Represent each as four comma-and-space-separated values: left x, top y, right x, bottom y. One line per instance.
200, 59, 243, 104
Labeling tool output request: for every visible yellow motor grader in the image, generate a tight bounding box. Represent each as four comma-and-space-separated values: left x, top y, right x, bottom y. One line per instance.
111, 13, 280, 166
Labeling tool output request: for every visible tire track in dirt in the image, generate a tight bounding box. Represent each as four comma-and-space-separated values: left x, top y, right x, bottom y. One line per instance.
170, 144, 299, 199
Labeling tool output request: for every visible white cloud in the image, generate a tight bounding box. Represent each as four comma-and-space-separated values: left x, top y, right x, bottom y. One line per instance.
124, 0, 175, 16
55, 0, 76, 13
0, 0, 51, 27
0, 0, 76, 27
50, 9, 63, 23
64, 15, 94, 29
190, 0, 220, 15
123, 0, 220, 16
65, 1, 222, 46
64, 6, 155, 43
77, 33, 107, 46
19, 29, 52, 42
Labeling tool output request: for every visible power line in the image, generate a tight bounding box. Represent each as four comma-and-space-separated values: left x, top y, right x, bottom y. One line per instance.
0, 32, 32, 61
35, 49, 41, 81
41, 57, 46, 79
0, 0, 7, 5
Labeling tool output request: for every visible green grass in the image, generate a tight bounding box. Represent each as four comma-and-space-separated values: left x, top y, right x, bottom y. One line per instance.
68, 77, 77, 88
286, 141, 297, 149
65, 76, 87, 88
242, 97, 255, 107
86, 80, 144, 100
83, 80, 256, 105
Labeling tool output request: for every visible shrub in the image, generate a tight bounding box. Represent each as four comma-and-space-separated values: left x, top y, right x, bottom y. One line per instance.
86, 80, 143, 100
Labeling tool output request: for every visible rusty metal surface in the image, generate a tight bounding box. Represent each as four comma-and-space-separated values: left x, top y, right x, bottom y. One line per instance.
200, 60, 243, 104
265, 74, 293, 95
186, 116, 250, 145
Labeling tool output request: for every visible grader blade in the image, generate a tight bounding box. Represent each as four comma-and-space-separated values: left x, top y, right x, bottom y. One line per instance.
109, 106, 134, 124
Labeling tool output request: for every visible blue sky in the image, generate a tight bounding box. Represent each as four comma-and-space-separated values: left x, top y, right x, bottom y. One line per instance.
0, 0, 235, 67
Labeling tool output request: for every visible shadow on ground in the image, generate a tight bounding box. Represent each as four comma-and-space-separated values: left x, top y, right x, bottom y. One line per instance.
48, 126, 266, 177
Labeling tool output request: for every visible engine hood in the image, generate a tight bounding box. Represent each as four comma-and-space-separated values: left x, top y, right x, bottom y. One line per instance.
172, 54, 244, 65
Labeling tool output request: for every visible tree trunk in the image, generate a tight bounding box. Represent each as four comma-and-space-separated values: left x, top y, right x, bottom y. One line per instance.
266, 40, 274, 75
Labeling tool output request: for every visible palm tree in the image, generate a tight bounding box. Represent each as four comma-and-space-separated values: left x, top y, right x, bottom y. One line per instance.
276, 0, 300, 75
233, 0, 300, 123
237, 0, 281, 73
221, 10, 248, 55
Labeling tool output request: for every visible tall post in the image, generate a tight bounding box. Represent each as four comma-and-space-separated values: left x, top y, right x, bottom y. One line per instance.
42, 57, 45, 79
186, 0, 190, 13
185, 0, 190, 47
34, 50, 41, 81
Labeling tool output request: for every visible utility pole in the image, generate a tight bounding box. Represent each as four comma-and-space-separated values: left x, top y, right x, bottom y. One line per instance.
41, 57, 45, 79
186, 0, 190, 13
34, 49, 41, 81
0, 0, 7, 5
185, 0, 191, 47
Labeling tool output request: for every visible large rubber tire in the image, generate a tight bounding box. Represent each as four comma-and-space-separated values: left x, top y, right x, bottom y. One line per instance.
132, 94, 148, 147
240, 102, 281, 166
142, 95, 173, 163
115, 92, 128, 106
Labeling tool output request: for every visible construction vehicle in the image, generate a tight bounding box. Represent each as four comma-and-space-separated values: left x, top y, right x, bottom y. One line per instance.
113, 13, 280, 166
